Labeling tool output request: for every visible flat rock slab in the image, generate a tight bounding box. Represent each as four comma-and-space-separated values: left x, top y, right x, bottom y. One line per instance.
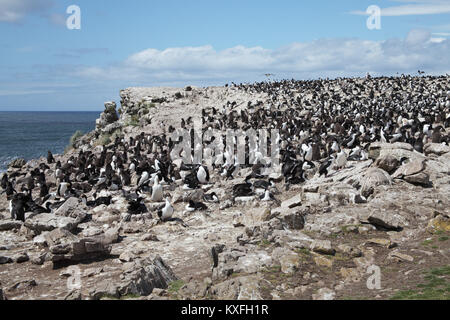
281, 195, 302, 209
393, 159, 425, 178
424, 143, 450, 156
24, 214, 82, 233
366, 211, 407, 231
0, 220, 23, 231
310, 240, 335, 256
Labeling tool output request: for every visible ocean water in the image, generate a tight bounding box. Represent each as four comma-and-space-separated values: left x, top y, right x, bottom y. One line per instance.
0, 112, 100, 172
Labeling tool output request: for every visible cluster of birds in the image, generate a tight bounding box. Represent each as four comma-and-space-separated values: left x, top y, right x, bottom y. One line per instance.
1, 75, 449, 224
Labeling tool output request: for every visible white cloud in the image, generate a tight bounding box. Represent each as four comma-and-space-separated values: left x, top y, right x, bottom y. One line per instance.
73, 31, 449, 86
0, 0, 53, 23
351, 0, 450, 16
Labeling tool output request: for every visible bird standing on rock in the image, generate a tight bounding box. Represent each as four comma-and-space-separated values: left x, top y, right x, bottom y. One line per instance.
158, 198, 174, 221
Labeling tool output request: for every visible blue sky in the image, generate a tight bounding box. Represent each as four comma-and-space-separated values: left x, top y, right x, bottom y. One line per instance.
0, 0, 449, 111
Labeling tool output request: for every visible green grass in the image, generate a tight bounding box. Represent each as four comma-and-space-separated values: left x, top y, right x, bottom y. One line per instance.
128, 115, 140, 127
438, 236, 449, 242
70, 130, 84, 147
258, 239, 271, 247
390, 266, 450, 300
100, 134, 112, 146
168, 280, 185, 294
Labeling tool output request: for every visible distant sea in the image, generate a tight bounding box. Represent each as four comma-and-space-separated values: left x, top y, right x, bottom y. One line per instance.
0, 112, 100, 173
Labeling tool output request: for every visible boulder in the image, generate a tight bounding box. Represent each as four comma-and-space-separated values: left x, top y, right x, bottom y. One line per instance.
0, 220, 23, 231
393, 159, 424, 177
212, 248, 247, 281
271, 207, 307, 230
54, 197, 88, 219
310, 240, 335, 255
8, 158, 26, 169
96, 101, 119, 131
90, 256, 177, 299
211, 275, 263, 300
281, 195, 302, 209
427, 214, 450, 233
24, 213, 83, 233
392, 159, 430, 186
403, 172, 430, 186
44, 228, 114, 264
368, 142, 413, 160
360, 168, 392, 198
388, 251, 414, 262
12, 252, 29, 263
312, 288, 336, 300
373, 154, 400, 174
271, 247, 301, 274
337, 244, 362, 258
424, 143, 450, 156
0, 255, 13, 264
234, 251, 273, 274
366, 210, 407, 231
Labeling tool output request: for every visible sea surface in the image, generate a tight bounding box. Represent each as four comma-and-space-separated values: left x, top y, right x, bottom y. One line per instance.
0, 112, 100, 172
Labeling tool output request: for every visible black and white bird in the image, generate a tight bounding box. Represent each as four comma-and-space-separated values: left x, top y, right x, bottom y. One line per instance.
158, 198, 174, 221
185, 200, 208, 212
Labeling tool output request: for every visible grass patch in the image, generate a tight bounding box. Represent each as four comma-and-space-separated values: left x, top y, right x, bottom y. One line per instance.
258, 239, 271, 248
70, 130, 84, 147
100, 134, 112, 146
422, 239, 434, 246
438, 236, 449, 242
168, 280, 185, 294
128, 115, 140, 127
390, 265, 450, 300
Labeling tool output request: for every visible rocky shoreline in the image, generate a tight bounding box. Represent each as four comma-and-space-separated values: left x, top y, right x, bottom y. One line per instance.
1, 76, 449, 300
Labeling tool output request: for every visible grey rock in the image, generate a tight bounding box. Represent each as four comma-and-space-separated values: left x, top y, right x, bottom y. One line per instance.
211, 275, 263, 300
114, 256, 177, 298
310, 240, 335, 255
424, 143, 450, 156
212, 248, 247, 281
96, 101, 119, 131
0, 220, 23, 231
374, 154, 400, 174
44, 228, 112, 264
30, 253, 47, 265
234, 251, 273, 274
0, 288, 5, 300
54, 197, 87, 219
281, 194, 302, 209
312, 288, 336, 300
33, 232, 49, 247
403, 172, 431, 186
337, 244, 362, 258
8, 158, 26, 169
24, 213, 83, 233
367, 210, 407, 231
271, 206, 307, 230
393, 159, 425, 177
0, 255, 13, 264
272, 247, 301, 274
12, 252, 29, 263
360, 168, 393, 198
64, 290, 82, 300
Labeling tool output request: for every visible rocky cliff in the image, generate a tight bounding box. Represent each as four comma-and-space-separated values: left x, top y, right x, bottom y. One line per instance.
1, 77, 449, 300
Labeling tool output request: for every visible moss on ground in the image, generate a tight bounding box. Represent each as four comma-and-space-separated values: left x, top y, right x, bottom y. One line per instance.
390, 265, 450, 300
